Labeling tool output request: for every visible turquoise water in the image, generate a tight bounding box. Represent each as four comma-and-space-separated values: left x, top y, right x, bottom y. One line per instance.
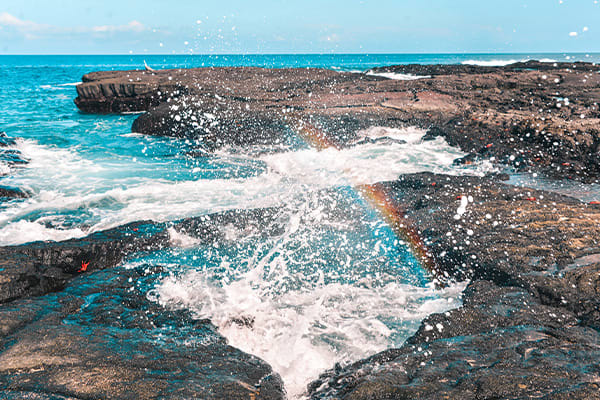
0, 53, 594, 396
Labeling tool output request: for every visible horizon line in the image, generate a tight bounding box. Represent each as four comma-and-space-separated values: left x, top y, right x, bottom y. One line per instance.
1, 51, 599, 57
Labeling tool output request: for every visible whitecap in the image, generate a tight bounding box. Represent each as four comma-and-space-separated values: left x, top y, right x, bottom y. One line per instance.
461, 59, 520, 67
366, 71, 431, 80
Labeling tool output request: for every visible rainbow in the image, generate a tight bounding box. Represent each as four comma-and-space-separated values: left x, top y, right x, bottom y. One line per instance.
288, 117, 340, 151
289, 115, 438, 274
357, 183, 437, 273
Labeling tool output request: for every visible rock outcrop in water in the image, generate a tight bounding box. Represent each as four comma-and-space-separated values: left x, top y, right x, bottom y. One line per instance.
308, 173, 600, 399
75, 61, 600, 181
0, 208, 283, 304
0, 131, 30, 199
0, 220, 168, 304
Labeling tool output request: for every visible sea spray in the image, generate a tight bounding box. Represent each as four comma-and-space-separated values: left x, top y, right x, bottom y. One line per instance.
0, 128, 490, 245
149, 188, 467, 397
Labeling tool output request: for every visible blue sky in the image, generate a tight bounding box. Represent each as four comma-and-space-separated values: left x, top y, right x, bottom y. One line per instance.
0, 0, 598, 54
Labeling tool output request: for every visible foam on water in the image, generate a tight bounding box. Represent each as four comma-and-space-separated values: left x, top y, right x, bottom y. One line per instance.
366, 71, 431, 80
0, 219, 86, 244
0, 128, 485, 245
148, 190, 467, 397
142, 128, 473, 397
461, 59, 520, 66
460, 58, 558, 67
2, 122, 472, 397
152, 266, 465, 398
258, 128, 473, 187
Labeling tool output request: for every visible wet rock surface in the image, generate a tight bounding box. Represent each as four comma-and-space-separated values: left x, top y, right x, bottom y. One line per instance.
0, 131, 30, 199
0, 207, 287, 399
0, 185, 29, 199
0, 207, 283, 304
75, 61, 600, 180
308, 173, 600, 399
0, 265, 285, 400
11, 62, 598, 398
0, 220, 168, 304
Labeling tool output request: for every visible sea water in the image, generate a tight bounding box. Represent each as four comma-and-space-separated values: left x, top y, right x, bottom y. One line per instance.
0, 53, 598, 397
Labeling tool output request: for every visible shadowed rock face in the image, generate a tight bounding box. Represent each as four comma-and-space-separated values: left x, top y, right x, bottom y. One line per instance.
19, 62, 600, 397
0, 220, 169, 304
309, 283, 600, 400
0, 185, 29, 199
75, 61, 600, 181
308, 173, 600, 399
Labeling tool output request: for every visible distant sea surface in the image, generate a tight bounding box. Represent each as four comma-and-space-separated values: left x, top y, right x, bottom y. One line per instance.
1, 52, 599, 70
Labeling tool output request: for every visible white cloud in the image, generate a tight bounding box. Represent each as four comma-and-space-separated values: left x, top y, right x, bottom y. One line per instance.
569, 31, 578, 37
0, 12, 46, 31
0, 12, 147, 38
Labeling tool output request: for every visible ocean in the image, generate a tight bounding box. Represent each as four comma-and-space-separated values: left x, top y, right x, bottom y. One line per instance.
0, 53, 597, 397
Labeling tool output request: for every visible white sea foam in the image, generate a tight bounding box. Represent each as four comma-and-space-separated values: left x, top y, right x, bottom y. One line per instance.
152, 271, 465, 398
366, 71, 431, 80
0, 162, 11, 176
0, 129, 487, 245
151, 207, 467, 398
120, 132, 146, 137
2, 130, 474, 397
461, 58, 558, 67
121, 111, 146, 115
57, 82, 82, 86
0, 219, 86, 245
168, 227, 202, 248
258, 128, 471, 186
356, 126, 427, 143
461, 59, 520, 67
146, 134, 471, 397
40, 82, 82, 90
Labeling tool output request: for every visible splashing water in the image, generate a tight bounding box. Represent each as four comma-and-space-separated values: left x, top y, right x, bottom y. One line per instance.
0, 127, 485, 245
142, 128, 472, 397
147, 188, 467, 397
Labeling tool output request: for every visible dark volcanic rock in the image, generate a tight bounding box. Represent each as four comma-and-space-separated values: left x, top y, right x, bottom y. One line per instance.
0, 264, 285, 399
0, 131, 17, 147
369, 59, 600, 76
308, 173, 600, 399
0, 149, 28, 165
0, 207, 289, 399
0, 207, 284, 304
0, 185, 29, 199
0, 132, 29, 198
310, 282, 600, 400
75, 62, 600, 180
0, 220, 169, 304
381, 173, 600, 327
74, 69, 191, 114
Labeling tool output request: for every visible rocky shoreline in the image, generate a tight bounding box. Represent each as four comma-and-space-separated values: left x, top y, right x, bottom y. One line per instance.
75, 61, 600, 181
309, 173, 600, 399
0, 62, 599, 398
